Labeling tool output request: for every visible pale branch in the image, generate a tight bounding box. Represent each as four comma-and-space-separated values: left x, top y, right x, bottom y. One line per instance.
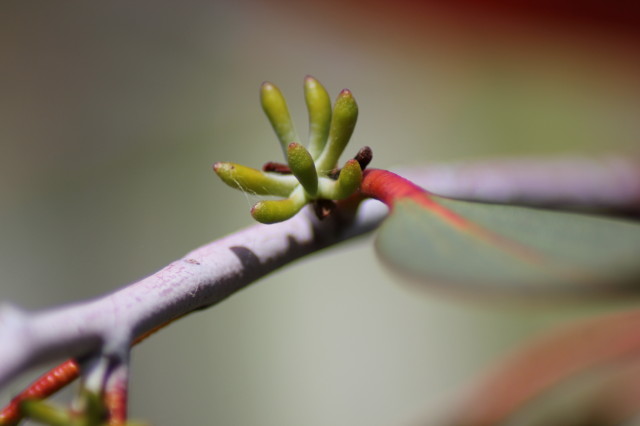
399, 156, 640, 211
0, 199, 388, 390
1, 158, 639, 395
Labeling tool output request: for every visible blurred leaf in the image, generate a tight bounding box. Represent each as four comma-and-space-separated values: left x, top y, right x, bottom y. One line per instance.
376, 195, 640, 296
444, 309, 640, 426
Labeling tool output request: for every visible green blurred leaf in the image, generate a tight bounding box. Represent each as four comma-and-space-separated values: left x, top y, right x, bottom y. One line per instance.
19, 400, 71, 426
376, 196, 640, 296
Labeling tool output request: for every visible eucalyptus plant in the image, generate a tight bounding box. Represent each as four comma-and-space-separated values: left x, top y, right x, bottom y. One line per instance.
2, 76, 640, 426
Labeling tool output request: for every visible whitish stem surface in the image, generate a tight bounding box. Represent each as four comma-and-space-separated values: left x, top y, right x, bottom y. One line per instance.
399, 157, 640, 211
0, 199, 387, 390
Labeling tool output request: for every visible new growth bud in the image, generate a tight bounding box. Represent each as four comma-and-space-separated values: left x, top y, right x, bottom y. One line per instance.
214, 77, 370, 224
251, 187, 307, 224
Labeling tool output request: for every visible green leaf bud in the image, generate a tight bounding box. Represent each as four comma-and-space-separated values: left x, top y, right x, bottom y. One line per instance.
260, 82, 299, 154
286, 142, 318, 197
213, 162, 297, 197
20, 400, 71, 426
304, 75, 332, 159
318, 159, 362, 200
250, 188, 308, 224
315, 89, 358, 173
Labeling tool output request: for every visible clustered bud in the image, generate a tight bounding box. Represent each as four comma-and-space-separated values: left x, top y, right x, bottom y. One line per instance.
213, 76, 370, 224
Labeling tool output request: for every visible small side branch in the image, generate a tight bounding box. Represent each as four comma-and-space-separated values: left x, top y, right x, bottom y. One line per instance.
104, 362, 129, 425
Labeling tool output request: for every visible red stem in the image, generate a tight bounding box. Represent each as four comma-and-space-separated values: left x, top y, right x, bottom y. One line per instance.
0, 312, 189, 425
360, 168, 475, 230
0, 360, 80, 425
360, 168, 427, 207
360, 168, 546, 264
105, 372, 128, 426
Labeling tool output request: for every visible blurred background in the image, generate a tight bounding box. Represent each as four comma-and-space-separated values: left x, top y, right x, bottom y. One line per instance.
1, 1, 640, 424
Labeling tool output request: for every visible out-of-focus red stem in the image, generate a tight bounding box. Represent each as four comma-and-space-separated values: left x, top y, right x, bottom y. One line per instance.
0, 359, 80, 425
105, 377, 128, 426
451, 309, 640, 426
0, 311, 188, 425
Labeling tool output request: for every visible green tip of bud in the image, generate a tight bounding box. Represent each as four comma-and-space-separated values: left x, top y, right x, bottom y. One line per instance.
287, 142, 318, 196
251, 196, 306, 224
334, 159, 363, 199
334, 89, 358, 119
260, 82, 299, 154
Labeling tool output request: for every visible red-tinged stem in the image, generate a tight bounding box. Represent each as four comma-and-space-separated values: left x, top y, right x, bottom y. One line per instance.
105, 364, 129, 426
360, 168, 547, 265
105, 389, 127, 426
360, 168, 482, 231
360, 169, 427, 207
0, 360, 80, 425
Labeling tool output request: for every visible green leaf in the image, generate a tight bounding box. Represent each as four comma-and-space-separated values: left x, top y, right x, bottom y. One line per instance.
445, 308, 640, 426
376, 195, 640, 295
